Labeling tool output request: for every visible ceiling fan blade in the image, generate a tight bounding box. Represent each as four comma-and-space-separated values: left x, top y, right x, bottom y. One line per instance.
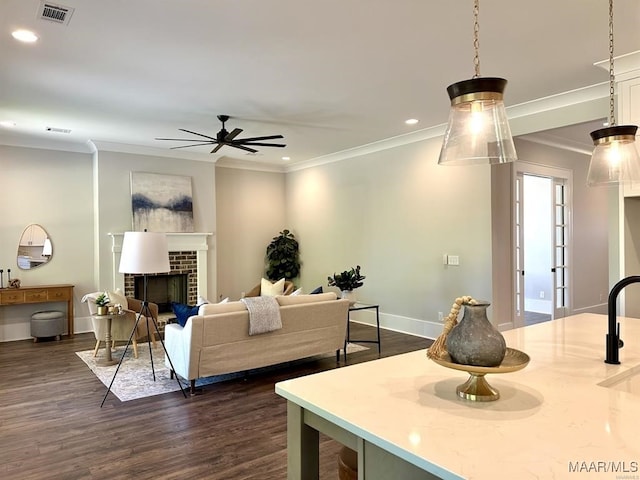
240, 142, 286, 148
211, 143, 225, 153
230, 144, 258, 154
224, 128, 243, 142
170, 142, 217, 150
156, 137, 211, 141
178, 128, 218, 141
233, 134, 284, 142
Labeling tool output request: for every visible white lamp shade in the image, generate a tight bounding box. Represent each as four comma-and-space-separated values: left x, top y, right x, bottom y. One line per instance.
119, 231, 170, 274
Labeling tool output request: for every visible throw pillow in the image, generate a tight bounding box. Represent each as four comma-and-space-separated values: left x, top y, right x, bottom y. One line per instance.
310, 286, 323, 294
290, 287, 303, 296
261, 277, 285, 297
197, 295, 210, 306
218, 297, 229, 303
172, 302, 199, 327
108, 289, 128, 309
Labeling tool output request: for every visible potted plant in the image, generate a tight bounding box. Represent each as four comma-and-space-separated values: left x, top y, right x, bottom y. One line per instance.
95, 292, 110, 315
327, 265, 365, 304
265, 229, 301, 281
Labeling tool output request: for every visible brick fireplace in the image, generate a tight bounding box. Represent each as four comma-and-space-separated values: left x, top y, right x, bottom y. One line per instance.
109, 233, 212, 304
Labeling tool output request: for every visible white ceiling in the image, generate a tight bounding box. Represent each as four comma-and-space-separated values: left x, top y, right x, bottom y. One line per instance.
1, 0, 639, 168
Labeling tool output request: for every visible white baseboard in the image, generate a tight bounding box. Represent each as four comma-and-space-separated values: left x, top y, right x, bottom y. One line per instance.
349, 309, 441, 340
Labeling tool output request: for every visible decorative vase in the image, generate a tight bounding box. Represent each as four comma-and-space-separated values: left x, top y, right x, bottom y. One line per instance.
445, 300, 506, 367
341, 290, 357, 305
97, 306, 108, 316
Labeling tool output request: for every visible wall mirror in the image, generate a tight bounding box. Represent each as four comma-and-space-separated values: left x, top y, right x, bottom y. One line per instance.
17, 224, 53, 270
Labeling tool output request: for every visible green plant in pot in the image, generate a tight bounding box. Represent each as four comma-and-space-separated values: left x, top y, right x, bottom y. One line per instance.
327, 265, 365, 304
265, 229, 301, 281
95, 292, 110, 315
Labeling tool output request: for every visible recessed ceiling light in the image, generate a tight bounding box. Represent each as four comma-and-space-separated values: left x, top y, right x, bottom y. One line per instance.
282, 156, 291, 161
0, 121, 17, 128
405, 118, 419, 125
12, 29, 39, 43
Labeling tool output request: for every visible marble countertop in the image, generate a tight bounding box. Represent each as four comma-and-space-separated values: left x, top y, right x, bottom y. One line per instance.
276, 313, 640, 479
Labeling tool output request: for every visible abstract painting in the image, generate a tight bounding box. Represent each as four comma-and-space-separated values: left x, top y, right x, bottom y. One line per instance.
130, 172, 194, 232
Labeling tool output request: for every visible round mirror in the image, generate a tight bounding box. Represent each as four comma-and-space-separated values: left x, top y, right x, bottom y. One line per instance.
17, 224, 53, 270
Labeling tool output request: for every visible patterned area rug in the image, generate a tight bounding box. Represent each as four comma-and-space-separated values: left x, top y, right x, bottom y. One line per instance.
76, 342, 368, 402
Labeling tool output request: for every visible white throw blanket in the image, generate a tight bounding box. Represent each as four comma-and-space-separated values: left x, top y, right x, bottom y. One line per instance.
240, 296, 283, 335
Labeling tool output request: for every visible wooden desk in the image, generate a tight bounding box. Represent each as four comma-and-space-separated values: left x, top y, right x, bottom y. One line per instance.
0, 284, 74, 337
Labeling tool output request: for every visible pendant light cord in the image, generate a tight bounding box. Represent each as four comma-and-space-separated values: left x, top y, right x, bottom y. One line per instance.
608, 0, 616, 127
473, 0, 480, 78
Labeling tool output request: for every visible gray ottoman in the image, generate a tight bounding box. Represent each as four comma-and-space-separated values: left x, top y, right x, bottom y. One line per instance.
31, 311, 65, 342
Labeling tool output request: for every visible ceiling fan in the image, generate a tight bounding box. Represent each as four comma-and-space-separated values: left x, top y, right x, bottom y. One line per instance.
155, 115, 286, 154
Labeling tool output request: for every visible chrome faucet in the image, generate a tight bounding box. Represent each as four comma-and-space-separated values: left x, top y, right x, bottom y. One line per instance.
606, 275, 640, 364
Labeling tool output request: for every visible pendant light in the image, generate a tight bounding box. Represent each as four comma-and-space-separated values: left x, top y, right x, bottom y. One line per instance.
587, 0, 640, 187
438, 0, 517, 166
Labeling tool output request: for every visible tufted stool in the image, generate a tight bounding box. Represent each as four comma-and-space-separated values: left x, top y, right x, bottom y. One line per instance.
338, 445, 357, 480
31, 311, 65, 342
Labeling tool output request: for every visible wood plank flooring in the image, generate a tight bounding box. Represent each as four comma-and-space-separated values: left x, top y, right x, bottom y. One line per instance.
0, 323, 431, 480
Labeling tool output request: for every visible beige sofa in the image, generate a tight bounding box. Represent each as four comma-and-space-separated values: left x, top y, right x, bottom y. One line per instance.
164, 292, 349, 394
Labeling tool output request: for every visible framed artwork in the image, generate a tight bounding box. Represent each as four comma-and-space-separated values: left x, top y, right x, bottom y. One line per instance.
130, 172, 194, 232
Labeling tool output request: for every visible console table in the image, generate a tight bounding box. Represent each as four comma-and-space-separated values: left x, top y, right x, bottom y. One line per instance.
0, 284, 74, 337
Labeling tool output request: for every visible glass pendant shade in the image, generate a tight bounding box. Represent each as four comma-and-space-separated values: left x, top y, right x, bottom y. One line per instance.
587, 125, 640, 186
439, 77, 517, 165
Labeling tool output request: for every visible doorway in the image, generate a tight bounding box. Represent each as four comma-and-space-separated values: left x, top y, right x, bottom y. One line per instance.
514, 164, 572, 328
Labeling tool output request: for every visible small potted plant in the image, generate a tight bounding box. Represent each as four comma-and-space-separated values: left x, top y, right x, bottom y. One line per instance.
327, 265, 365, 304
95, 292, 110, 315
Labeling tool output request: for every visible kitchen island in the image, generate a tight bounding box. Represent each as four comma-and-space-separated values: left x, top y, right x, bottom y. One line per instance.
275, 313, 640, 479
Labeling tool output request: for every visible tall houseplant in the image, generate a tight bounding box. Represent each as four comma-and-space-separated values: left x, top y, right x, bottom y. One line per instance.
265, 229, 300, 281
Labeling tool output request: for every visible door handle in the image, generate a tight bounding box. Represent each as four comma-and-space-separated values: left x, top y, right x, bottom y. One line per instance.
551, 268, 556, 272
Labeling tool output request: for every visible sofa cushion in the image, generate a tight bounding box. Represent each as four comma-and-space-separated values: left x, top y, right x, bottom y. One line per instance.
198, 301, 247, 316
172, 302, 199, 327
276, 292, 337, 306
261, 277, 285, 296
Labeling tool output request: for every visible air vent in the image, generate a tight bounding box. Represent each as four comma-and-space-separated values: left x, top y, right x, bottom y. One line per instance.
37, 1, 74, 25
46, 127, 71, 134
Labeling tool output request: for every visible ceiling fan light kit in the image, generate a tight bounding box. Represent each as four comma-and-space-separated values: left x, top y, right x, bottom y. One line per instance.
438, 0, 517, 166
586, 0, 640, 187
156, 114, 286, 154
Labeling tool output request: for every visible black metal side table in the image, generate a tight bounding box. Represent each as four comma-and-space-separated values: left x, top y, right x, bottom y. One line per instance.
343, 303, 381, 360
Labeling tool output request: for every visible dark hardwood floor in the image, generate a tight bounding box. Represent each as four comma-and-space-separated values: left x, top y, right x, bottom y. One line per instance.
0, 323, 431, 479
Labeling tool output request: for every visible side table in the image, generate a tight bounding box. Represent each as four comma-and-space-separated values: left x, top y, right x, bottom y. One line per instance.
92, 312, 126, 366
343, 303, 381, 360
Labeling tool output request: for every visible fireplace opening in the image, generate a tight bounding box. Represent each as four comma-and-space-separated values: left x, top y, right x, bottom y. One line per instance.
135, 274, 188, 314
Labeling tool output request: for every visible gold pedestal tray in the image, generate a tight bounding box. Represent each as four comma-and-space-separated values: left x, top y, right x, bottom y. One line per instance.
431, 348, 530, 402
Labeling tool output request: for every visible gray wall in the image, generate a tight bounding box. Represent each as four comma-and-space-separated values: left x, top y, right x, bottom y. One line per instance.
215, 166, 286, 300
0, 145, 216, 340
0, 145, 94, 340
286, 136, 494, 337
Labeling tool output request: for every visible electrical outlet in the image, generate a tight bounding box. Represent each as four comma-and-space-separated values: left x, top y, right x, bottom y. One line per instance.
438, 311, 443, 321
448, 255, 460, 266
539, 291, 545, 299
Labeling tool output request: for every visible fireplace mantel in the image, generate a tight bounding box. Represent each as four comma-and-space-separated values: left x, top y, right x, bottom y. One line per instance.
108, 232, 213, 296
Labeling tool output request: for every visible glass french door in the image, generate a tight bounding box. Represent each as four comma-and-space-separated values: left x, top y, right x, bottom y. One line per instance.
514, 173, 525, 326
552, 179, 569, 318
